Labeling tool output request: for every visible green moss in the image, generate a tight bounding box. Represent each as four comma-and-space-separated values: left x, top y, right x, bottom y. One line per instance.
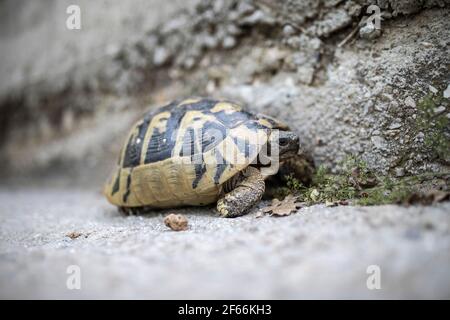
285, 155, 367, 204
283, 155, 448, 206
415, 93, 450, 162
357, 178, 414, 206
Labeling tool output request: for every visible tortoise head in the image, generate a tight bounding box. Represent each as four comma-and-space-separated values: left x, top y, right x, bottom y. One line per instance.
276, 131, 300, 160
258, 130, 300, 175
255, 113, 300, 161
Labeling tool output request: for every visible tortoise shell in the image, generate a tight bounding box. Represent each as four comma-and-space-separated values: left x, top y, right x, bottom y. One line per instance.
104, 97, 288, 208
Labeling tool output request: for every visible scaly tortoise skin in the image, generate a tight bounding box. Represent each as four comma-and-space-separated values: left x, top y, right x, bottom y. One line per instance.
104, 97, 303, 217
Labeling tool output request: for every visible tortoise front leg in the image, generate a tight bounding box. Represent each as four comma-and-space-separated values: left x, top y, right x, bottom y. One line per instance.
217, 167, 265, 218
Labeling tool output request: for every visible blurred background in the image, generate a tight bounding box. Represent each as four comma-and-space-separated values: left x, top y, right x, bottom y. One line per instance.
0, 0, 449, 299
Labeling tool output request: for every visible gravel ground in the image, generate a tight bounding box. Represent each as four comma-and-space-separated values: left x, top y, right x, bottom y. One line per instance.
0, 187, 449, 299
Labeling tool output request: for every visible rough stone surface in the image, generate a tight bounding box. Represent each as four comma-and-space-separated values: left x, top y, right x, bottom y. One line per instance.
0, 0, 448, 181
0, 0, 199, 97
0, 188, 449, 299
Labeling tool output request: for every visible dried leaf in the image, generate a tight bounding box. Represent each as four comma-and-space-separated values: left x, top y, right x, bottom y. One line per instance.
326, 200, 349, 207
164, 213, 188, 231
403, 190, 450, 206
255, 211, 265, 218
260, 195, 303, 217
66, 232, 82, 239
349, 167, 378, 189
325, 200, 336, 207
360, 177, 378, 188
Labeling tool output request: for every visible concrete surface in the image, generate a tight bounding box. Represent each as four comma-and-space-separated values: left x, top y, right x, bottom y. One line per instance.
0, 187, 449, 299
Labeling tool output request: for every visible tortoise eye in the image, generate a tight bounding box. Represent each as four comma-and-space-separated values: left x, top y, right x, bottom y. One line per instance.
279, 138, 289, 146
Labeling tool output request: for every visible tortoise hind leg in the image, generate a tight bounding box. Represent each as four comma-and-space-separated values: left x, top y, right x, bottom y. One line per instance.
119, 206, 148, 215
217, 167, 265, 218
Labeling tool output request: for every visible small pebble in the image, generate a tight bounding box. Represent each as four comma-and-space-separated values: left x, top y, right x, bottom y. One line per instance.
429, 85, 438, 94
443, 84, 450, 98
404, 96, 416, 108
222, 36, 237, 49
359, 23, 381, 40
395, 167, 405, 177
283, 25, 295, 36
434, 106, 445, 114
153, 47, 170, 66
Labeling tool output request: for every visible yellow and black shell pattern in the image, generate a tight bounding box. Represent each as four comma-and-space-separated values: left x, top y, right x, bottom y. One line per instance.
104, 97, 285, 208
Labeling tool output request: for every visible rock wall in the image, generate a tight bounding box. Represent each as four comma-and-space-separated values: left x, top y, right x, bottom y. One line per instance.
0, 0, 449, 185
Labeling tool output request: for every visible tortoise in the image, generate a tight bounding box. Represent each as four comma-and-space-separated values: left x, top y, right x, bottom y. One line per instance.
104, 97, 309, 217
